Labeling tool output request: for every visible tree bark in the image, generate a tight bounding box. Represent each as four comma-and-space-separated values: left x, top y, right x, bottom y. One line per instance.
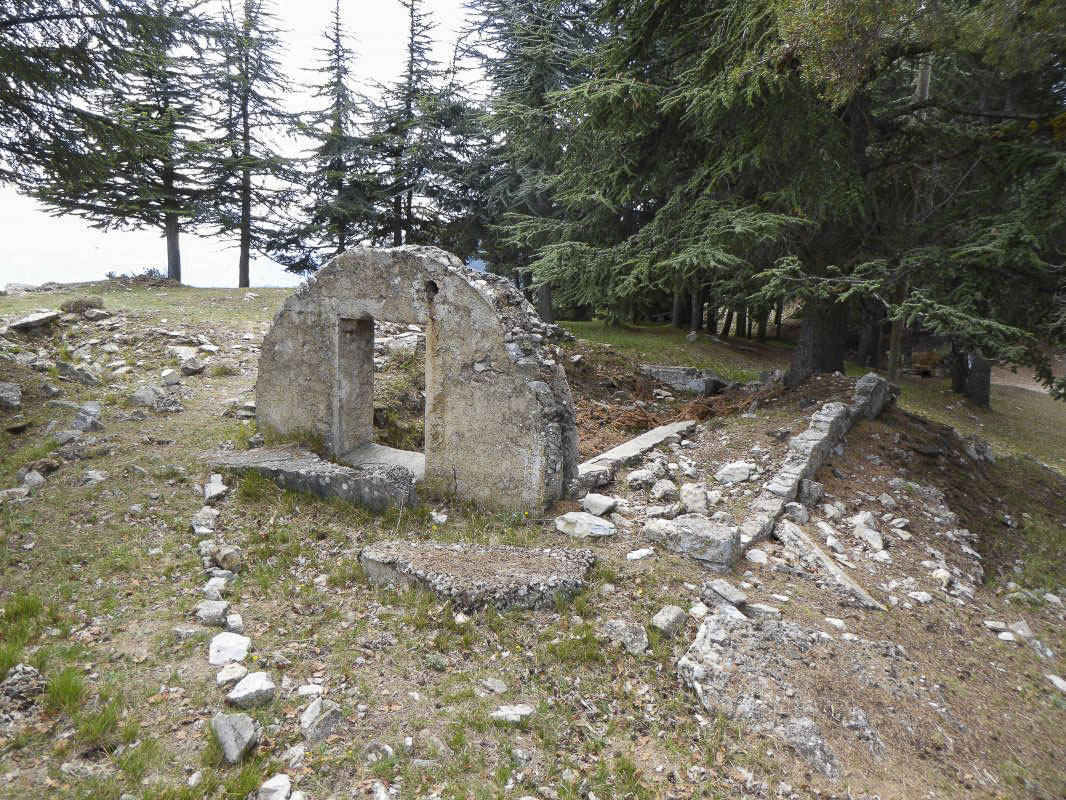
786, 299, 848, 386
164, 212, 181, 283
735, 306, 747, 338
535, 283, 554, 324
756, 308, 768, 342
690, 288, 703, 330
238, 64, 252, 289
705, 304, 717, 334
721, 308, 734, 338
774, 298, 783, 339
964, 353, 991, 407
671, 290, 688, 328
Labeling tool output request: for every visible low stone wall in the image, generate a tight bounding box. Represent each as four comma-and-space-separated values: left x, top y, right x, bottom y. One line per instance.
739, 373, 894, 548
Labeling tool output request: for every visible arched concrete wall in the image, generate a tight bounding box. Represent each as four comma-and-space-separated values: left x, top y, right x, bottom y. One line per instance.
256, 246, 578, 511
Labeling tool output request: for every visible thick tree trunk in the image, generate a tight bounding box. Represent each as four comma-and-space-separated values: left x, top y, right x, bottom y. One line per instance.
774, 298, 784, 339
671, 290, 689, 328
392, 187, 403, 246
164, 213, 181, 283
705, 304, 717, 335
735, 307, 747, 338
951, 346, 991, 406
786, 299, 848, 386
756, 308, 769, 342
690, 288, 703, 330
964, 354, 991, 407
535, 283, 554, 324
721, 308, 734, 338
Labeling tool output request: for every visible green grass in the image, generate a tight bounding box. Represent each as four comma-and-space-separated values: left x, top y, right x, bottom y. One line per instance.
560, 320, 776, 383
45, 666, 85, 714
891, 375, 1066, 473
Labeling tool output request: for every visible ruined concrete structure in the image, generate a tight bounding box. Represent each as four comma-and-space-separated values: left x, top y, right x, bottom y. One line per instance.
255, 246, 578, 511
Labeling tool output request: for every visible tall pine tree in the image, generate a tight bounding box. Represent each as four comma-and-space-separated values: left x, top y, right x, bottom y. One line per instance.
205, 0, 295, 287
28, 0, 211, 282
272, 0, 375, 271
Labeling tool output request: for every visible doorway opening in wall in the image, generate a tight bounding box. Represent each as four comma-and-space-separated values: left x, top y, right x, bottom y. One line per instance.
335, 315, 426, 481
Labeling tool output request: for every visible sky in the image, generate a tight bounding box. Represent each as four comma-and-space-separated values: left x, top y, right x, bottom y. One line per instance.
0, 0, 473, 289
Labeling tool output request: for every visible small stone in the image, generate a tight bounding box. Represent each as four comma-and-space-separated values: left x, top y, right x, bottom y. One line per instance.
480, 677, 507, 694
195, 600, 231, 627
783, 502, 809, 524
216, 663, 248, 687
745, 548, 768, 565
297, 683, 324, 697
214, 545, 243, 572
227, 672, 275, 709
746, 602, 780, 617
907, 591, 932, 605
130, 385, 163, 408
490, 703, 535, 724
1044, 593, 1062, 606
705, 578, 747, 606
651, 605, 687, 637
172, 625, 199, 642
679, 482, 708, 514
161, 368, 181, 385
10, 311, 60, 330
554, 511, 616, 538
580, 493, 616, 517
209, 632, 251, 665
714, 461, 753, 484
650, 478, 679, 502
204, 474, 228, 504
210, 712, 260, 764
1008, 620, 1034, 640
878, 492, 897, 509
688, 601, 710, 620
825, 534, 844, 554
602, 619, 648, 654
856, 526, 884, 551
1046, 674, 1066, 693
983, 620, 1007, 632
300, 697, 342, 742
181, 357, 205, 376
825, 617, 846, 630
257, 773, 291, 800
998, 631, 1016, 642
626, 548, 654, 561
225, 613, 245, 633
0, 382, 22, 411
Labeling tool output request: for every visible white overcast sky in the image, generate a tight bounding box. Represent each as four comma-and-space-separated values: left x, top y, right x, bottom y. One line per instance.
0, 0, 473, 289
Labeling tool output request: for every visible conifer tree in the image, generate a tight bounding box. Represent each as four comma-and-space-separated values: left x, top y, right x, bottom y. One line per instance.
363, 0, 456, 247
466, 0, 597, 320
0, 1, 162, 186
272, 0, 375, 271
205, 0, 295, 287
28, 0, 211, 282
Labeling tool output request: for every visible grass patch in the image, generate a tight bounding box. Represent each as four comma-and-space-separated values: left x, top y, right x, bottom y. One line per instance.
45, 666, 85, 715
561, 320, 768, 383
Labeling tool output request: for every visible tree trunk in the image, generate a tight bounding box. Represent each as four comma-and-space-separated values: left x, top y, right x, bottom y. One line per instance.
774, 298, 783, 339
671, 290, 687, 328
705, 304, 717, 335
735, 307, 747, 338
886, 282, 907, 382
690, 288, 703, 330
164, 213, 181, 283
786, 299, 848, 386
756, 309, 768, 342
950, 343, 969, 393
238, 164, 251, 288
392, 186, 403, 246
721, 308, 734, 338
535, 283, 554, 324
964, 353, 991, 407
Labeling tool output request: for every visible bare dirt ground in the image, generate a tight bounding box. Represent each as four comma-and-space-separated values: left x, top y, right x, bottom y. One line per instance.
991, 353, 1066, 394
0, 282, 1063, 800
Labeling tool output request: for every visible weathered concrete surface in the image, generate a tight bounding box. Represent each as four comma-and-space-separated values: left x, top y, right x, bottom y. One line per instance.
358, 539, 595, 611
639, 365, 728, 395
205, 446, 417, 512
257, 246, 577, 512
576, 420, 697, 490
